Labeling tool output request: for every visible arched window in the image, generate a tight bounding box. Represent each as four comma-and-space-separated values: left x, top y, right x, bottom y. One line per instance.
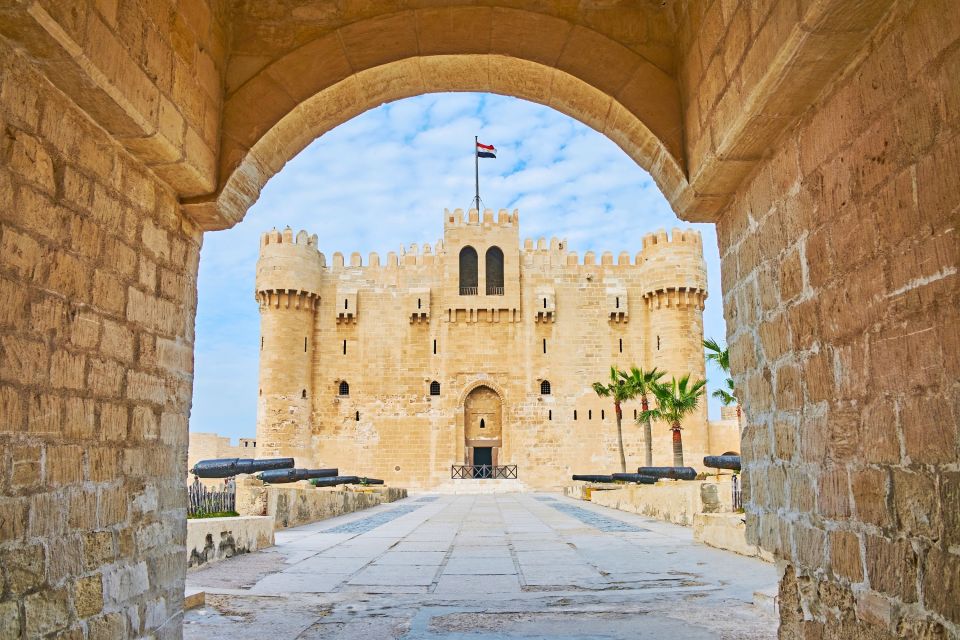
338, 381, 349, 396
540, 380, 551, 395
485, 246, 504, 295
459, 246, 478, 294
430, 381, 440, 396
480, 418, 486, 429
301, 389, 307, 399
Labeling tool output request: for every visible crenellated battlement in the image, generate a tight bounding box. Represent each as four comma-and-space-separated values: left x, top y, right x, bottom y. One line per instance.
639, 227, 703, 258
444, 207, 518, 227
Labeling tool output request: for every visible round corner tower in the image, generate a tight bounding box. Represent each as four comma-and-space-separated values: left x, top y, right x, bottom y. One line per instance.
638, 228, 711, 463
255, 227, 324, 467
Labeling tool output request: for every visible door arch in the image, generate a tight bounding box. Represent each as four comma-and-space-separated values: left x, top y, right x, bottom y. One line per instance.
463, 385, 502, 469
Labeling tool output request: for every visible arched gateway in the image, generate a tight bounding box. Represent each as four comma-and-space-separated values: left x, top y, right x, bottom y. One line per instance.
463, 385, 503, 470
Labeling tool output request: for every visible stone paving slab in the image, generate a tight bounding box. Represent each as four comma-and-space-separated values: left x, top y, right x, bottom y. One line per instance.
186, 493, 778, 639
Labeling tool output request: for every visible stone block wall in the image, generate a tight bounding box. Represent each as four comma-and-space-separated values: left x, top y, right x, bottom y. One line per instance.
186, 516, 273, 569
235, 476, 407, 530
0, 37, 201, 638
585, 480, 733, 527
714, 1, 959, 636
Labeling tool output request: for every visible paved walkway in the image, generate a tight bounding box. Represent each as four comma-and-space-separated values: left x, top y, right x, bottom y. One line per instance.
184, 493, 777, 639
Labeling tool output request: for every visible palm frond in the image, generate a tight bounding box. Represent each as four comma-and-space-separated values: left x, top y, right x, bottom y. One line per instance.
703, 337, 730, 372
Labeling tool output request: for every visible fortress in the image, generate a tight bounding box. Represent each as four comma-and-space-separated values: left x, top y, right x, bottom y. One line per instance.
254, 208, 739, 490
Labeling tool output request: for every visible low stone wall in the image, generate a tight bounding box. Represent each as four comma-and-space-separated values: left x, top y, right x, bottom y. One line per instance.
235, 475, 407, 529
186, 516, 274, 568
572, 480, 734, 526
694, 513, 773, 562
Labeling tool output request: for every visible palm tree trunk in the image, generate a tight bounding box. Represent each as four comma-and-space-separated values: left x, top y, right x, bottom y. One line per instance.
641, 395, 652, 467
671, 422, 684, 466
615, 400, 626, 473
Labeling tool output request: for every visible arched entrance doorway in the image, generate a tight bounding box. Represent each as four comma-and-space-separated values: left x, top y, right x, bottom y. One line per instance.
463, 385, 502, 475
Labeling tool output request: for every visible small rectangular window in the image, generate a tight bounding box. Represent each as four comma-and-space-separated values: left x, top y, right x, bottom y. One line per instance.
261, 337, 264, 350
543, 298, 547, 309
343, 340, 347, 355
542, 338, 547, 354
433, 339, 437, 355
574, 410, 577, 420
304, 337, 307, 352
588, 410, 592, 420
344, 299, 348, 310
619, 338, 622, 353
616, 296, 619, 309
548, 410, 552, 421
657, 335, 661, 351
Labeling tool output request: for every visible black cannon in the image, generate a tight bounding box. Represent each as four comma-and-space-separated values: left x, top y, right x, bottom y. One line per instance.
358, 478, 384, 485
310, 475, 359, 487
703, 455, 741, 471
611, 473, 657, 484
571, 474, 614, 483
637, 466, 698, 481
257, 468, 339, 484
190, 457, 294, 478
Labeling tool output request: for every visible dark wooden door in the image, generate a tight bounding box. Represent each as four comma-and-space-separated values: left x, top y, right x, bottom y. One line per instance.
472, 447, 492, 477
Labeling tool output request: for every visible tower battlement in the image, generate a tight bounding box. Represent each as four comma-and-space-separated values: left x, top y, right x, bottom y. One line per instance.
636, 228, 708, 301
444, 207, 518, 227
256, 226, 325, 298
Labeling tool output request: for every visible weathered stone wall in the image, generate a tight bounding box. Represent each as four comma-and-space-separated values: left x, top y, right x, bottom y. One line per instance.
235, 476, 407, 530
185, 516, 273, 569
693, 513, 771, 562
0, 34, 201, 639
713, 1, 959, 636
583, 480, 733, 527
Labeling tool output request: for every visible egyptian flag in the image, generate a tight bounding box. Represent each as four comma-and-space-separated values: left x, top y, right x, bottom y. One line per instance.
476, 141, 496, 159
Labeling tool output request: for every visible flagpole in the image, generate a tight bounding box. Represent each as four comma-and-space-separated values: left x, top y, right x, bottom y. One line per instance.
474, 135, 480, 212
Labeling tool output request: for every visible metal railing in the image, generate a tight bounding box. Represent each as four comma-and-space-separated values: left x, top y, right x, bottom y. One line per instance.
451, 464, 518, 479
459, 287, 478, 295
486, 286, 504, 295
731, 474, 742, 511
188, 477, 236, 516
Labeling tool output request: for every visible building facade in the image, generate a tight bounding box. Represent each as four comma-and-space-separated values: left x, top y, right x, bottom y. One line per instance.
254, 208, 739, 489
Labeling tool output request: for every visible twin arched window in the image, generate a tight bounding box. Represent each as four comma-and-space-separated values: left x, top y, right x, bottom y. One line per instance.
458, 245, 504, 295
430, 381, 440, 396
540, 380, 551, 395
338, 381, 349, 396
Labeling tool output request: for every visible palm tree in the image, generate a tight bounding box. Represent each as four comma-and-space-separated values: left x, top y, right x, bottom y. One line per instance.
622, 366, 665, 467
592, 366, 634, 473
704, 337, 740, 419
639, 374, 707, 466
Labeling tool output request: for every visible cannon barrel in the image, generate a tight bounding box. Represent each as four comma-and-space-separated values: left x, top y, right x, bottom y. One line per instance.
257, 468, 339, 484
703, 455, 741, 471
310, 476, 360, 487
636, 466, 698, 481
190, 457, 294, 478
571, 474, 614, 483
611, 473, 657, 484
358, 478, 384, 485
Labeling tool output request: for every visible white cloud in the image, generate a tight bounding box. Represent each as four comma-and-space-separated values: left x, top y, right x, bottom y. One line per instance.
191, 93, 731, 441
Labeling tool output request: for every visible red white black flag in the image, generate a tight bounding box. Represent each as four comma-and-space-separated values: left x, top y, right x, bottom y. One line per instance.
476, 141, 496, 159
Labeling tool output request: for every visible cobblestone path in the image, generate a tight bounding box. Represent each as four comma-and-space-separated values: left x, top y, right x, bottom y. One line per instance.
184, 493, 777, 639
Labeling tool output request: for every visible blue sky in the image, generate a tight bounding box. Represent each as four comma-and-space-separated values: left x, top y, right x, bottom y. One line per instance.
191, 93, 729, 441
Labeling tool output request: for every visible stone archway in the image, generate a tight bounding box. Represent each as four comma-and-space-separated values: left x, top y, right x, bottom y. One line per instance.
0, 1, 955, 638
463, 385, 503, 468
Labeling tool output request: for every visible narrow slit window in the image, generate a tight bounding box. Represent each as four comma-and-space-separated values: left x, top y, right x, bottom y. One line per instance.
589, 410, 592, 420
543, 298, 547, 309
344, 298, 348, 310
548, 410, 552, 421
601, 410, 605, 420
619, 338, 623, 353
616, 296, 619, 309
417, 298, 421, 309
343, 340, 347, 355
574, 410, 577, 420
304, 337, 307, 352
261, 337, 264, 350
301, 389, 306, 399
433, 339, 437, 355
355, 411, 360, 421
657, 335, 660, 351
542, 338, 547, 354
480, 419, 486, 429
634, 409, 637, 419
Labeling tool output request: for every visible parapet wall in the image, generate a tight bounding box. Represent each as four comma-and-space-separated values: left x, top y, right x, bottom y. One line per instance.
636, 228, 708, 298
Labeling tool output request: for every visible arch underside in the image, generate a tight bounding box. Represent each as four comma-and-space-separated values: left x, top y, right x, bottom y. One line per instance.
186, 27, 690, 230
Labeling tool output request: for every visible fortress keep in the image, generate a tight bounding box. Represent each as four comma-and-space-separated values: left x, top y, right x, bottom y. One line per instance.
254, 208, 739, 489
